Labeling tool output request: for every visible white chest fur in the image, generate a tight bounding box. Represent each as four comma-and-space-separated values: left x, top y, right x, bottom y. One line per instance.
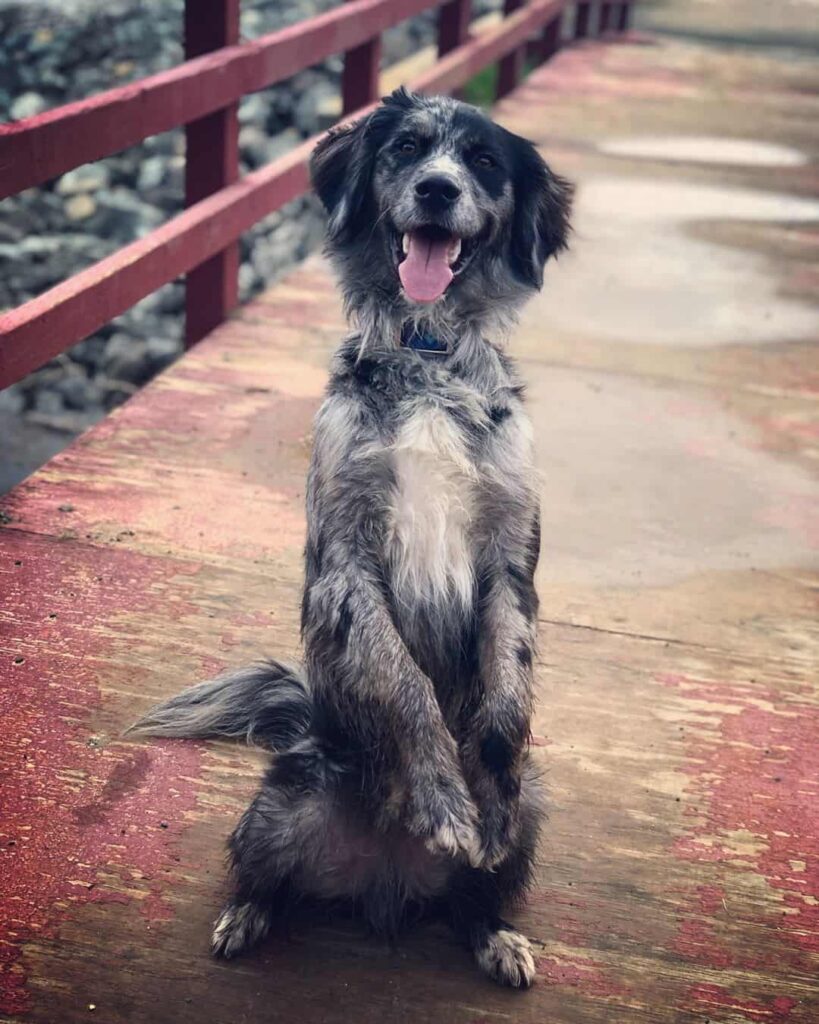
387, 404, 477, 610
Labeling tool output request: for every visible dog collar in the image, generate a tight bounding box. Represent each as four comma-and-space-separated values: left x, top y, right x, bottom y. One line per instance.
400, 323, 449, 356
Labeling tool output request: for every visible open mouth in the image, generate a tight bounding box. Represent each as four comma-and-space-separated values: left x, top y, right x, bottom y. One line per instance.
393, 225, 474, 304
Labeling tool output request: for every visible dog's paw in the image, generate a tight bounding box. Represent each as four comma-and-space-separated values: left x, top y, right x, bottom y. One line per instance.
423, 814, 483, 866
407, 771, 482, 864
474, 928, 536, 989
211, 901, 271, 959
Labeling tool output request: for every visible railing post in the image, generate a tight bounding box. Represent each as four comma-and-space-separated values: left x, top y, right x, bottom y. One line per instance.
341, 0, 381, 116
184, 0, 240, 348
600, 2, 613, 32
438, 0, 472, 56
540, 11, 563, 62
575, 1, 592, 39
617, 2, 631, 31
497, 0, 525, 98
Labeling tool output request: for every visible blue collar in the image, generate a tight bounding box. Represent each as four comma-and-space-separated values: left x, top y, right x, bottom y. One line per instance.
400, 323, 449, 356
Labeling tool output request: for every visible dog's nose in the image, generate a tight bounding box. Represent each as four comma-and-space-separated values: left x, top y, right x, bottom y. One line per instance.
414, 174, 462, 208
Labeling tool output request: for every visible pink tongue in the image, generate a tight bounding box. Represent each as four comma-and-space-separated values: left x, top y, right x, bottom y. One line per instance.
398, 232, 453, 303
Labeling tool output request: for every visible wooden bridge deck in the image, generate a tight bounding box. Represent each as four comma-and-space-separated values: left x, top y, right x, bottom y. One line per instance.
2, 34, 818, 1024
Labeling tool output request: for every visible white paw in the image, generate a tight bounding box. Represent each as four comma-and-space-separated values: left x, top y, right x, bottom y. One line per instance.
475, 928, 536, 988
424, 818, 483, 866
211, 901, 270, 959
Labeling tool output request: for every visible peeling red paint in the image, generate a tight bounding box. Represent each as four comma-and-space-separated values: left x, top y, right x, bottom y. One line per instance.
536, 954, 629, 998
686, 983, 797, 1023
660, 673, 819, 980
0, 535, 205, 1014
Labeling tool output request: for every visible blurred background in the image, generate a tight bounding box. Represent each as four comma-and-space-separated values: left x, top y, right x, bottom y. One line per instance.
1, 0, 818, 492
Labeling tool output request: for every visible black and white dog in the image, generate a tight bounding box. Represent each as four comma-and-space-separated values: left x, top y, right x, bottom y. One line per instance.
131, 88, 572, 988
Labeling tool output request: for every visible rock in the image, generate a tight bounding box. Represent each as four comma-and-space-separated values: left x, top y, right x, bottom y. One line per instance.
251, 220, 304, 281
88, 189, 163, 239
238, 261, 260, 301
239, 92, 270, 126
70, 337, 107, 370
102, 334, 151, 385
10, 90, 47, 120
33, 389, 65, 416
0, 386, 25, 416
137, 155, 167, 193
145, 337, 181, 374
157, 282, 184, 316
56, 163, 111, 195
55, 373, 103, 411
64, 194, 96, 222
239, 125, 275, 169
292, 80, 338, 134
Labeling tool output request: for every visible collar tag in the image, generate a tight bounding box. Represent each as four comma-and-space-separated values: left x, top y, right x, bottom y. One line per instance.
400, 324, 449, 356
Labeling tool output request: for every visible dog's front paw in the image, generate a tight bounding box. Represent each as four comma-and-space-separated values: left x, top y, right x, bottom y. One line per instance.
476, 802, 520, 870
406, 771, 482, 865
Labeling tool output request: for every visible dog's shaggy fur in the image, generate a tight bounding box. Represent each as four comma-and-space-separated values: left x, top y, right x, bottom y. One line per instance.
130, 88, 572, 988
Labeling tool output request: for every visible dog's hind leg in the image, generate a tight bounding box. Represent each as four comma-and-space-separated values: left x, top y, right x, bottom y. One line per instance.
212, 897, 281, 959
445, 759, 544, 987
211, 739, 335, 959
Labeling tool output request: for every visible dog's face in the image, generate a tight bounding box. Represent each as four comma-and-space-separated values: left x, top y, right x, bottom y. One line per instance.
310, 89, 572, 316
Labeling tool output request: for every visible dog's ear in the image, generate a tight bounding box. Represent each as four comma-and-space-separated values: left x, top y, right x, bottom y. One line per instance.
505, 130, 573, 290
310, 118, 373, 242
310, 91, 414, 243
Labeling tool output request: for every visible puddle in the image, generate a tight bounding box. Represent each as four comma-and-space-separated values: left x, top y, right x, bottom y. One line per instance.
598, 136, 809, 168
535, 176, 819, 347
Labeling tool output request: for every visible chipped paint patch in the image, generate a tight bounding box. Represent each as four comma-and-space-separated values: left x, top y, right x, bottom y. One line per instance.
686, 983, 797, 1023
536, 953, 630, 999
0, 535, 205, 1014
661, 673, 819, 967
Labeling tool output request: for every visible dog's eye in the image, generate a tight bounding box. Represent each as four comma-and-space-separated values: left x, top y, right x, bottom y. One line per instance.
474, 153, 496, 169
398, 139, 417, 155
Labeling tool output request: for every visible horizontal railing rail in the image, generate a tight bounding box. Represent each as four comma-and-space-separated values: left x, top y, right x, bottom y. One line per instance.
0, 0, 633, 391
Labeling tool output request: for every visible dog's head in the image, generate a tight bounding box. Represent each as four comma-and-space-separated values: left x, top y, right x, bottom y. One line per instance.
310, 88, 572, 321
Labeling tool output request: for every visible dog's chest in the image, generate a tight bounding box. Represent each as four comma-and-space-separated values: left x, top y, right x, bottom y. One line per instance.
386, 403, 478, 608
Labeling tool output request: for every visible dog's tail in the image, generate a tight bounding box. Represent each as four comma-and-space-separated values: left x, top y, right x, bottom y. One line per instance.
126, 660, 312, 751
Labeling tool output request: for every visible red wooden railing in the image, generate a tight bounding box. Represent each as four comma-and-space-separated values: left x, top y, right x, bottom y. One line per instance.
0, 0, 632, 391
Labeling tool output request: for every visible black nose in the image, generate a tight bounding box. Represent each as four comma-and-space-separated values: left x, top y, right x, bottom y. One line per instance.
415, 174, 462, 207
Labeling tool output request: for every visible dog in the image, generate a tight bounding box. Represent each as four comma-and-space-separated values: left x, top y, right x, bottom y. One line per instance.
130, 87, 572, 988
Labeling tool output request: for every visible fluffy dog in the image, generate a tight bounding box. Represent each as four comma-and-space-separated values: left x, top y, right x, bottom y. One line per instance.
130, 87, 572, 988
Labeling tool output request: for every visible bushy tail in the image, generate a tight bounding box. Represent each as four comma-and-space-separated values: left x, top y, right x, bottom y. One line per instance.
126, 660, 312, 751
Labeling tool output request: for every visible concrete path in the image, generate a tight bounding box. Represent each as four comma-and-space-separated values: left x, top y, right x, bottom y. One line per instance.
1, 29, 817, 1024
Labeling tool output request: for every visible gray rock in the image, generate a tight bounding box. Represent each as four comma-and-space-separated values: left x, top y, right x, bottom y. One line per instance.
56, 373, 103, 411
239, 92, 270, 126
0, 386, 25, 416
33, 389, 65, 416
102, 334, 151, 385
88, 189, 163, 239
239, 125, 275, 169
292, 80, 338, 134
145, 336, 181, 374
137, 155, 168, 193
10, 90, 47, 120
70, 337, 107, 370
238, 261, 260, 301
56, 163, 111, 195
